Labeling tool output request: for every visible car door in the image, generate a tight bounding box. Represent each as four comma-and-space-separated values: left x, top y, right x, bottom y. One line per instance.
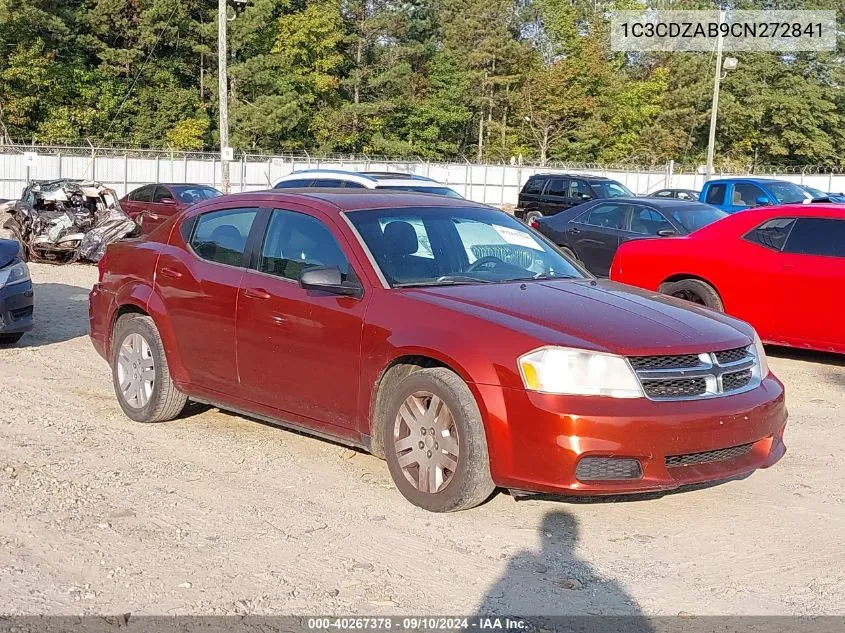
142, 185, 179, 234
775, 217, 845, 349
569, 202, 630, 276
124, 184, 155, 224
155, 206, 262, 395
236, 206, 367, 432
725, 182, 770, 213
540, 177, 570, 215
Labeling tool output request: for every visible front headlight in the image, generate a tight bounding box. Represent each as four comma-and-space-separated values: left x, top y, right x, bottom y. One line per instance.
518, 346, 644, 398
0, 260, 30, 288
751, 330, 769, 378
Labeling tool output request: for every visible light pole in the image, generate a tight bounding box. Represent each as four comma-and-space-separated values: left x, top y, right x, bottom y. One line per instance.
218, 0, 230, 194
705, 9, 737, 181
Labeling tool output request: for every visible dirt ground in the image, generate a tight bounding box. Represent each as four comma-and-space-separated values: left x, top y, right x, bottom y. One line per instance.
1, 262, 844, 617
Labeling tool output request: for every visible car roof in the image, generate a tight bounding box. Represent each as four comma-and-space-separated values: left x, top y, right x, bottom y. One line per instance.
705, 178, 794, 185
590, 197, 709, 209
274, 169, 441, 187
528, 173, 617, 182
190, 188, 486, 215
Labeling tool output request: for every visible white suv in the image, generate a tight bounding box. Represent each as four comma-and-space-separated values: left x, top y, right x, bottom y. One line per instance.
272, 170, 462, 198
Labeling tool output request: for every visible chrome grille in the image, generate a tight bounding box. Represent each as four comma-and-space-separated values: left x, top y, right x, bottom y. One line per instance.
629, 346, 758, 401
665, 443, 754, 468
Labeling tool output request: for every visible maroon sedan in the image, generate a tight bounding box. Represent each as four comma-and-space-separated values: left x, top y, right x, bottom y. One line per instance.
89, 191, 787, 512
120, 183, 221, 234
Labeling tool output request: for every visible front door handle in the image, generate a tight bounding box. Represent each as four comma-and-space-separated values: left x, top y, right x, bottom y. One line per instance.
160, 267, 182, 279
569, 227, 580, 234
145, 212, 161, 221
243, 287, 271, 300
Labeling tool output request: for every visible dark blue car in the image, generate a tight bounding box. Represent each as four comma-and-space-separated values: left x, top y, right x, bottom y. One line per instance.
699, 178, 813, 213
0, 239, 33, 345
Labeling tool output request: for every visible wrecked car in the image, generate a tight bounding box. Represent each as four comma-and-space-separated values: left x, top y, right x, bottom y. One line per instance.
2, 180, 137, 263
0, 238, 33, 345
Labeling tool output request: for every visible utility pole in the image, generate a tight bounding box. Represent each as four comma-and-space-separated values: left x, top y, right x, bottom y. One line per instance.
218, 0, 231, 194
705, 9, 725, 181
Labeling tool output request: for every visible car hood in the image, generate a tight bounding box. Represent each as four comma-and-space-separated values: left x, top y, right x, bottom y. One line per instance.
403, 279, 753, 356
0, 239, 21, 268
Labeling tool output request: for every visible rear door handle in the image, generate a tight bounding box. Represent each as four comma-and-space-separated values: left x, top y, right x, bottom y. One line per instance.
160, 267, 182, 279
243, 287, 271, 300
569, 227, 580, 234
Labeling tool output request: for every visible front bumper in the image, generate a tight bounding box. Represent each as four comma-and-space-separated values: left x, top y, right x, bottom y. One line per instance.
0, 279, 34, 334
478, 374, 787, 496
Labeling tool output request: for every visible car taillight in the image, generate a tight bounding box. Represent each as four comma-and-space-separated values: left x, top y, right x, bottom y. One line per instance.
529, 218, 539, 229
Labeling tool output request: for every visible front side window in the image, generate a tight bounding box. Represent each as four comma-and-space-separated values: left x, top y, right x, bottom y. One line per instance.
170, 186, 222, 204
629, 207, 673, 235
582, 203, 627, 230
259, 210, 354, 282
153, 186, 174, 203
190, 208, 258, 266
732, 183, 767, 206
744, 218, 796, 251
312, 179, 344, 187
567, 180, 592, 199
783, 218, 845, 257
347, 206, 585, 286
704, 184, 727, 205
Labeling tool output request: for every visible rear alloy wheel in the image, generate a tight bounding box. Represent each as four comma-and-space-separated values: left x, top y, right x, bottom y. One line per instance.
659, 279, 724, 312
111, 314, 187, 423
383, 368, 494, 512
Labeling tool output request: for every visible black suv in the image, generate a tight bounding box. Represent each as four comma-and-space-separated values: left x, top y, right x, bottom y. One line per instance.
516, 174, 634, 224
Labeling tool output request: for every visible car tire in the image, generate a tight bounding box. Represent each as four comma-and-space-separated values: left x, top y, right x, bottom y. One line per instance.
382, 367, 495, 512
0, 332, 24, 345
659, 279, 724, 311
524, 210, 543, 225
111, 314, 187, 423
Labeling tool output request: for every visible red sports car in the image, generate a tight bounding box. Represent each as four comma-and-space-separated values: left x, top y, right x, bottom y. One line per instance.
611, 204, 845, 354
89, 191, 786, 511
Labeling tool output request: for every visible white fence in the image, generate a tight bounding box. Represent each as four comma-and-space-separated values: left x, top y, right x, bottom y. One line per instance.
2, 147, 844, 206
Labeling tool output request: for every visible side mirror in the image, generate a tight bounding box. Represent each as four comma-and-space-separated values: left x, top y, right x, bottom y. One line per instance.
159, 197, 176, 205
755, 196, 769, 206
657, 229, 677, 237
300, 266, 362, 299
580, 194, 592, 201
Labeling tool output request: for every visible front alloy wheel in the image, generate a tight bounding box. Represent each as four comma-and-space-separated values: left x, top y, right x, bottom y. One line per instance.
393, 391, 460, 494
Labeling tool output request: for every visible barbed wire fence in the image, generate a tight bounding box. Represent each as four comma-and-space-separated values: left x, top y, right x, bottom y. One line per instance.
1, 141, 843, 205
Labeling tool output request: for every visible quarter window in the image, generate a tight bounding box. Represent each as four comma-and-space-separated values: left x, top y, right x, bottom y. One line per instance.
745, 218, 796, 251
704, 184, 727, 205
783, 218, 845, 257
260, 210, 354, 282
190, 208, 258, 266
522, 178, 544, 194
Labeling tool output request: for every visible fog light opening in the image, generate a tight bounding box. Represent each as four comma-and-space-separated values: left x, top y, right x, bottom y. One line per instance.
575, 457, 643, 482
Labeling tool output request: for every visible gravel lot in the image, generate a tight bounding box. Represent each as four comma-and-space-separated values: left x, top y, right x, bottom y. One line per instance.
1, 262, 844, 616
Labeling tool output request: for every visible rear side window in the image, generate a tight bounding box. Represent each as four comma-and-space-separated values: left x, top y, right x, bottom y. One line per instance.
783, 218, 845, 257
582, 203, 627, 229
547, 178, 569, 197
274, 179, 312, 189
745, 218, 795, 251
131, 185, 154, 202
522, 178, 544, 194
704, 184, 727, 205
190, 208, 258, 267
259, 210, 353, 281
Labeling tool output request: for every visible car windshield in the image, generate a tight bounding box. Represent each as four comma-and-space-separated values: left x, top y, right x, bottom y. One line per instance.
347, 206, 585, 287
767, 181, 811, 204
666, 204, 728, 233
592, 181, 634, 198
170, 186, 223, 204
801, 185, 828, 198
378, 185, 463, 199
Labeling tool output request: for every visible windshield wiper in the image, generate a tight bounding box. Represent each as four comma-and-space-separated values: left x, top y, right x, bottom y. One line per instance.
393, 276, 495, 288
513, 273, 581, 281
